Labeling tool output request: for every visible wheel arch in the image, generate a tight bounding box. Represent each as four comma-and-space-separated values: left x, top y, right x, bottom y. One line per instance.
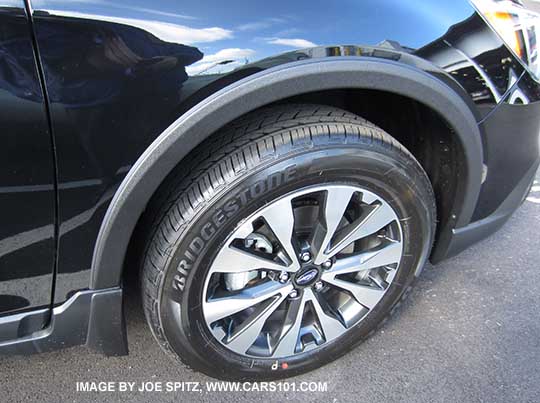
90, 57, 484, 290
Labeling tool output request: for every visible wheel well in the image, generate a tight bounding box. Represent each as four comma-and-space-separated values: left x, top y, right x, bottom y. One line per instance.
278, 89, 462, 243
125, 89, 463, 279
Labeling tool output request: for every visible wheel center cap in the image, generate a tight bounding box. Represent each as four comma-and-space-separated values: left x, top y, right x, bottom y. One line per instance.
294, 266, 320, 287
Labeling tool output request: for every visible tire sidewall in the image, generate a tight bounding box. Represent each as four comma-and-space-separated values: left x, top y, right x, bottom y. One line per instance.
158, 144, 434, 380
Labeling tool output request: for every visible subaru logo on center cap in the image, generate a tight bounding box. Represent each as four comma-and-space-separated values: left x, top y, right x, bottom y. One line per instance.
296, 268, 318, 285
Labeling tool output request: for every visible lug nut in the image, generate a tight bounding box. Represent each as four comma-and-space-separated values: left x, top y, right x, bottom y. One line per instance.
314, 281, 324, 291
322, 260, 332, 269
278, 271, 289, 283
289, 289, 299, 298
300, 252, 311, 262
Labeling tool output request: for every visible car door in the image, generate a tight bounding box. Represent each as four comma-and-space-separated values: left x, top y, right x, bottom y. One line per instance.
0, 2, 56, 326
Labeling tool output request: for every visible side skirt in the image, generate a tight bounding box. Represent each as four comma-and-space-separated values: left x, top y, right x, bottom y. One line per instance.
0, 288, 127, 357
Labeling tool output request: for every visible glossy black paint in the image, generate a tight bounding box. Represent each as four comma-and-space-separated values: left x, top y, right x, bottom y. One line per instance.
0, 0, 539, 356
0, 1, 55, 323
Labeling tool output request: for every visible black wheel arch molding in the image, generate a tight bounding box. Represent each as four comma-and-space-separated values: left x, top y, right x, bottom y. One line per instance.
90, 57, 484, 290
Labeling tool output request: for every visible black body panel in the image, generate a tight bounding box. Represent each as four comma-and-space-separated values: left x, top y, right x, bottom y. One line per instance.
0, 2, 55, 323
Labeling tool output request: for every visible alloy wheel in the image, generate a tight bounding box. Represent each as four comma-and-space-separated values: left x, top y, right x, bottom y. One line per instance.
202, 184, 403, 358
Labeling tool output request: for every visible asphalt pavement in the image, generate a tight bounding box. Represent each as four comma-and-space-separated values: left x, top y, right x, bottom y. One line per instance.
1, 168, 539, 402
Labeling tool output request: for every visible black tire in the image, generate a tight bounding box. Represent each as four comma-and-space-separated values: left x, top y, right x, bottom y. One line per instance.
140, 104, 436, 380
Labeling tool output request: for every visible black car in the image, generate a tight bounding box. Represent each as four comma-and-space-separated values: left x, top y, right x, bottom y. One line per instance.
1, 0, 539, 380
